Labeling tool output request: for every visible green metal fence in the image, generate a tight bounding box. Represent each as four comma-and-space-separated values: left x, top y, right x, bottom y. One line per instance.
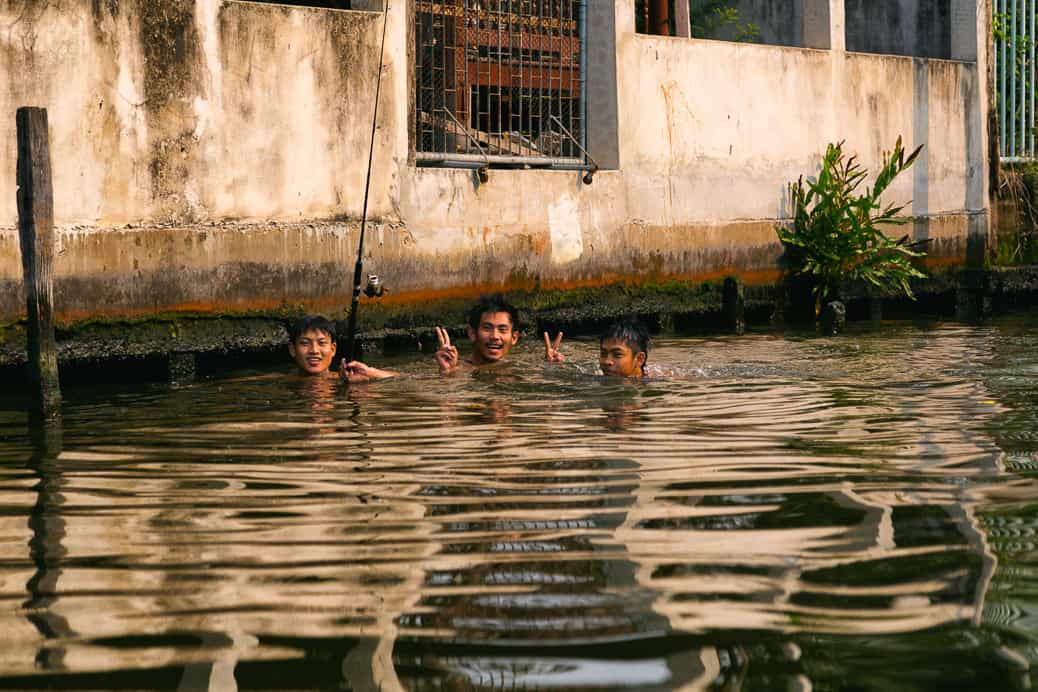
998, 0, 1038, 160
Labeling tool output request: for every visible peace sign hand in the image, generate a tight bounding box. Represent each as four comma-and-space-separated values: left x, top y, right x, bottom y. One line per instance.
435, 326, 460, 375
543, 331, 565, 363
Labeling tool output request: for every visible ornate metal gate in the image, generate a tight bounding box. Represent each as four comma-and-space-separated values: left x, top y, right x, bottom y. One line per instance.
415, 1, 590, 170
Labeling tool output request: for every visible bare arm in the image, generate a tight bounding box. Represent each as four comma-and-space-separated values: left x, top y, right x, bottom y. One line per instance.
340, 360, 399, 384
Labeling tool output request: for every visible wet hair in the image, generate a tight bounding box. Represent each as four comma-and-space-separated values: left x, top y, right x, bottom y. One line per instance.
600, 317, 650, 364
287, 315, 337, 343
468, 294, 520, 331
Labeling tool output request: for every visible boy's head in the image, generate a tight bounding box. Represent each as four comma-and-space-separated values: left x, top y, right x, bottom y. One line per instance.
287, 315, 338, 375
599, 318, 649, 377
466, 294, 520, 365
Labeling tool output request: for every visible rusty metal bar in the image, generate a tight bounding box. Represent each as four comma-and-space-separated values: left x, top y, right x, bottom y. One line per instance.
416, 151, 587, 166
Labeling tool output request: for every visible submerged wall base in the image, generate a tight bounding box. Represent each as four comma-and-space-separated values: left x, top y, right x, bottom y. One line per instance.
3, 266, 1037, 377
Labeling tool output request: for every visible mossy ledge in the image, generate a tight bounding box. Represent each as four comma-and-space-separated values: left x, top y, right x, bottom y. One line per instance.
2, 269, 1038, 369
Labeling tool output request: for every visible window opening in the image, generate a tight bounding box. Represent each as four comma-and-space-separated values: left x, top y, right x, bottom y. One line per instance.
845, 0, 952, 59
244, 1, 356, 9
415, 1, 590, 171
635, 0, 673, 36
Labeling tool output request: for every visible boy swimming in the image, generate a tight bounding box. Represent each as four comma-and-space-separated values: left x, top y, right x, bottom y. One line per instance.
597, 317, 650, 377
286, 315, 397, 383
543, 316, 650, 378
287, 315, 339, 377
435, 295, 521, 375
327, 295, 521, 380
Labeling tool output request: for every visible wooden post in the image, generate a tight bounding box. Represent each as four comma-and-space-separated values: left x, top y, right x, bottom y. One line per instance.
820, 300, 846, 335
16, 107, 61, 424
722, 276, 745, 335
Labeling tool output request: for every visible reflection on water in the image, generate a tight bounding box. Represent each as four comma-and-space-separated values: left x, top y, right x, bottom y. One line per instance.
1, 316, 1038, 689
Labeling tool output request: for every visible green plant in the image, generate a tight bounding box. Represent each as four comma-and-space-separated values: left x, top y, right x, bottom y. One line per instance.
776, 137, 928, 316
691, 1, 760, 42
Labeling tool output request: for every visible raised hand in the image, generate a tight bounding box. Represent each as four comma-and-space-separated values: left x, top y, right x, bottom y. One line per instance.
340, 360, 374, 384
435, 326, 460, 375
543, 331, 565, 363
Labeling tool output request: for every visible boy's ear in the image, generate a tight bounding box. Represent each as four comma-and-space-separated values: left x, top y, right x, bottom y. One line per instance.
467, 325, 477, 342
288, 342, 298, 357
635, 351, 646, 366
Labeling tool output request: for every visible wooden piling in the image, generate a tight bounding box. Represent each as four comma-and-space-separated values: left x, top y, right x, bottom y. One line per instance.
16, 107, 61, 423
820, 300, 846, 336
722, 276, 745, 335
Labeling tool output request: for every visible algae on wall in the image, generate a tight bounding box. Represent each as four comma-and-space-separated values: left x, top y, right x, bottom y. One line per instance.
994, 163, 1038, 266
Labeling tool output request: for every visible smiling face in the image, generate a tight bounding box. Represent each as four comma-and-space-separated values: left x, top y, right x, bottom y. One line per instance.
599, 337, 646, 378
467, 310, 519, 364
288, 328, 337, 375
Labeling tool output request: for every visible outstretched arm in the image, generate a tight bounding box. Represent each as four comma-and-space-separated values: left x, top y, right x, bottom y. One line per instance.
340, 360, 398, 384
435, 326, 460, 375
543, 331, 565, 363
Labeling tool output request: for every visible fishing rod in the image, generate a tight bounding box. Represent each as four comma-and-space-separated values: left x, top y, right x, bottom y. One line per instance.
344, 1, 391, 362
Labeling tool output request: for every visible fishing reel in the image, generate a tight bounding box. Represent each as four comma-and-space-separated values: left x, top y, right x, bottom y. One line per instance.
363, 273, 386, 298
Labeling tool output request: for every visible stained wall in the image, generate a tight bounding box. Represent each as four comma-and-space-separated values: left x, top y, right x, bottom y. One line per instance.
0, 0, 989, 323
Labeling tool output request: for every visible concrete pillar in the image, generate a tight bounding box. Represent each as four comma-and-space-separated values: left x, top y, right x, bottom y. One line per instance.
587, 2, 621, 169
672, 0, 691, 38
951, 0, 979, 62
804, 0, 844, 52
802, 0, 831, 49
828, 0, 845, 53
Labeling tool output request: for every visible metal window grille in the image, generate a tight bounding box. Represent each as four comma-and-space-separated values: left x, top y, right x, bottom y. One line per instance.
415, 1, 590, 170
996, 0, 1038, 160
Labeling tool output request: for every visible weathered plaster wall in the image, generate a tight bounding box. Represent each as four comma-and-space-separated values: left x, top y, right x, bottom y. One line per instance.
1, 0, 405, 320
0, 0, 398, 225
395, 0, 987, 296
614, 36, 983, 224
0, 0, 989, 325
618, 0, 986, 264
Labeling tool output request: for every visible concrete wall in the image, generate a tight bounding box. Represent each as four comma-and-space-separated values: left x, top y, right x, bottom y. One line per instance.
0, 0, 989, 325
0, 0, 405, 319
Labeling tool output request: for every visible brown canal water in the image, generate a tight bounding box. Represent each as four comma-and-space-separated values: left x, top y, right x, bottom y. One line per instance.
1, 315, 1038, 690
